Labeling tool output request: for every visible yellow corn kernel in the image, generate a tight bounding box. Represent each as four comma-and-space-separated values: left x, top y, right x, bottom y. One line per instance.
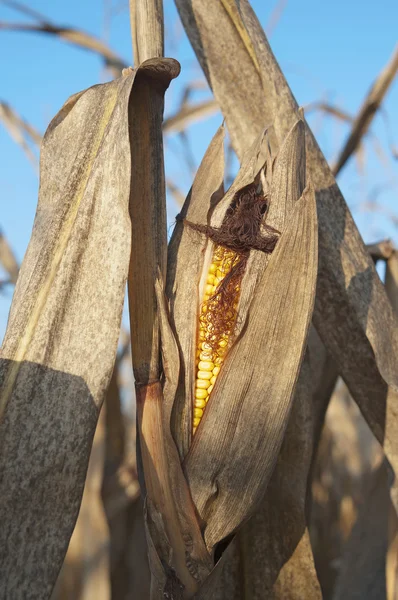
194, 244, 243, 435
201, 342, 212, 352
220, 262, 231, 274
194, 398, 206, 409
194, 407, 203, 419
196, 379, 210, 390
197, 370, 212, 380
198, 360, 214, 371
205, 284, 214, 296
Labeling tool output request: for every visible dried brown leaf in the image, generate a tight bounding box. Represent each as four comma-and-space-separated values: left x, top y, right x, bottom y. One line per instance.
184, 182, 318, 550
125, 52, 211, 596
175, 0, 398, 521
52, 408, 110, 600
203, 327, 335, 599
0, 65, 147, 597
127, 58, 180, 385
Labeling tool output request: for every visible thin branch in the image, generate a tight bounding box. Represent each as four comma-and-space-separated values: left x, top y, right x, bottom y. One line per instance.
180, 79, 208, 106
0, 21, 128, 75
366, 239, 394, 262
304, 101, 354, 124
0, 101, 41, 168
265, 0, 288, 37
332, 44, 398, 176
0, 0, 49, 23
163, 98, 219, 133
0, 229, 19, 284
166, 178, 185, 207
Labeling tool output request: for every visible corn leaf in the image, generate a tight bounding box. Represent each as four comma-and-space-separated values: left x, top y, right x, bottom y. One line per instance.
52, 408, 110, 600
174, 0, 398, 520
0, 62, 158, 597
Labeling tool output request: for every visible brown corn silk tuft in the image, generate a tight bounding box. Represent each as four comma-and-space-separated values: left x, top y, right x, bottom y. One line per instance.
187, 183, 280, 433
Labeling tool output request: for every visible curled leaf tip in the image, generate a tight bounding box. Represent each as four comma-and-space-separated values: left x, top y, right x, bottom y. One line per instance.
138, 57, 181, 86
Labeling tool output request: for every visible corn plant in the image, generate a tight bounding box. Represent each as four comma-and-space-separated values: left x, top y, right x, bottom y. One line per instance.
0, 1, 397, 599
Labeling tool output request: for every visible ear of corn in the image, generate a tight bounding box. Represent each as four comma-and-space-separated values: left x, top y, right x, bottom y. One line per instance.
193, 244, 242, 433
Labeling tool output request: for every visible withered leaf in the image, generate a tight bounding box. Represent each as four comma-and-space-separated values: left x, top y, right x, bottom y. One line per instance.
0, 59, 174, 598
175, 0, 398, 519
166, 125, 226, 457
184, 183, 318, 550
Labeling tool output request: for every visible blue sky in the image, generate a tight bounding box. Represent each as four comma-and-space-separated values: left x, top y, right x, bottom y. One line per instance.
0, 0, 397, 340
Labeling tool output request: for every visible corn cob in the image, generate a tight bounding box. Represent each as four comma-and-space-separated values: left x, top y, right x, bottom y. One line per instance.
193, 244, 242, 434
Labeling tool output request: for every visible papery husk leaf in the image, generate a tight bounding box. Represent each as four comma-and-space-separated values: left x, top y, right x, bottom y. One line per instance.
166, 125, 225, 457
0, 71, 136, 597
167, 125, 279, 459
236, 120, 306, 338
201, 328, 334, 599
156, 279, 212, 579
175, 0, 398, 518
134, 277, 213, 599
127, 57, 180, 385
209, 127, 269, 228
184, 183, 318, 550
126, 56, 213, 597
229, 334, 329, 600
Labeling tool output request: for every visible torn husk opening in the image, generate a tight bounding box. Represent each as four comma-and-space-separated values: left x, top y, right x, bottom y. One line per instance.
186, 178, 281, 434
